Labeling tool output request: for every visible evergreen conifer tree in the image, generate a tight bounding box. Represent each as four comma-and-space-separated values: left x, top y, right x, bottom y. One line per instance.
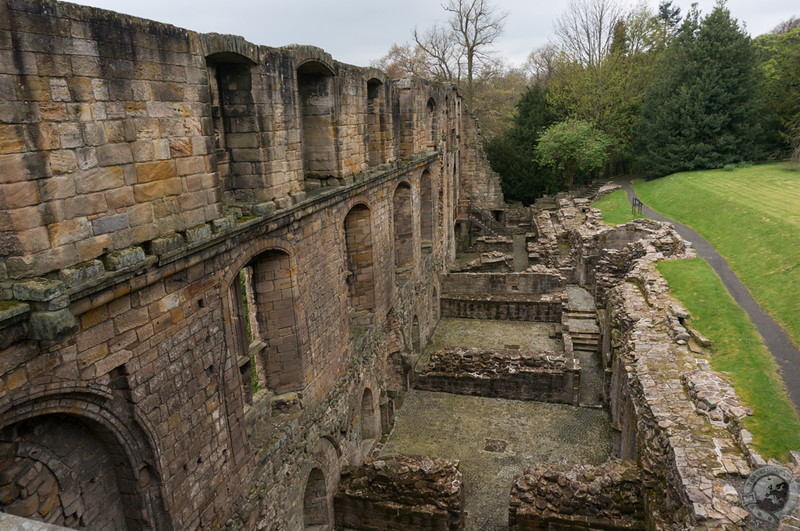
484, 85, 558, 203
636, 2, 761, 177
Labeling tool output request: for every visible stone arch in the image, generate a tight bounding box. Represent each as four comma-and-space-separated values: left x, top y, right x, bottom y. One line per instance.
419, 168, 434, 246
366, 78, 387, 166
359, 388, 378, 444
344, 204, 375, 314
303, 467, 329, 529
231, 248, 304, 394
393, 182, 414, 274
205, 51, 258, 196
298, 60, 338, 179
0, 395, 169, 530
426, 97, 438, 149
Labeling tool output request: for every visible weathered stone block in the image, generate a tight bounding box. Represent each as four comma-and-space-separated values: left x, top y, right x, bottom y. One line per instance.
211, 216, 235, 233
95, 142, 133, 167
29, 308, 77, 341
275, 197, 291, 210
0, 301, 29, 322
252, 201, 276, 217
13, 278, 66, 302
92, 213, 130, 235
103, 246, 145, 271
148, 233, 185, 256
290, 191, 306, 204
184, 223, 211, 243
60, 259, 105, 288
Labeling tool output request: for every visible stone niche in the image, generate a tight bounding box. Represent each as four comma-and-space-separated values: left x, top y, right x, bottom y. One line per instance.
509, 460, 645, 530
414, 347, 579, 405
334, 455, 465, 530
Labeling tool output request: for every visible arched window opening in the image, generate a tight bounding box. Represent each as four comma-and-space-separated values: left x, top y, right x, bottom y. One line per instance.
0, 415, 142, 530
298, 61, 338, 179
360, 388, 378, 443
432, 286, 440, 322
231, 250, 304, 395
344, 205, 376, 316
303, 468, 329, 529
232, 265, 256, 403
367, 79, 387, 166
206, 53, 256, 193
419, 169, 433, 248
426, 97, 438, 149
393, 183, 414, 276
411, 315, 421, 353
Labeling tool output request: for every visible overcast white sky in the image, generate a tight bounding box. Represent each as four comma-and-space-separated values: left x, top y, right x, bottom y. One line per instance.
66, 0, 797, 68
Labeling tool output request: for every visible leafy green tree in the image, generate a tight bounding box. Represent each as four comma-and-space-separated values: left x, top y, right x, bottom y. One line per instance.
484, 85, 559, 203
546, 2, 665, 172
535, 119, 612, 189
636, 3, 762, 177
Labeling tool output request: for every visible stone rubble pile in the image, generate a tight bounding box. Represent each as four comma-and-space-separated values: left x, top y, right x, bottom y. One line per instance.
509, 460, 645, 530
457, 252, 513, 273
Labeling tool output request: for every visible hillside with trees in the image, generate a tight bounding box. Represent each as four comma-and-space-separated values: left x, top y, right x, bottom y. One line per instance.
374, 0, 800, 203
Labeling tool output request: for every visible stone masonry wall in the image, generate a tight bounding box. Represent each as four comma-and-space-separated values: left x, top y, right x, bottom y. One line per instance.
414, 347, 579, 405
575, 216, 756, 528
440, 294, 563, 322
440, 271, 564, 297
334, 455, 465, 530
0, 0, 502, 528
509, 460, 645, 530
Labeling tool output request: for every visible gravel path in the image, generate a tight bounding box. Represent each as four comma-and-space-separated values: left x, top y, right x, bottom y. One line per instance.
618, 178, 800, 412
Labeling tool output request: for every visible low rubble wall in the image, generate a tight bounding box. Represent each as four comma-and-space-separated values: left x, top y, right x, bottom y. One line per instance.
440, 295, 562, 322
334, 456, 465, 530
440, 271, 564, 297
509, 460, 645, 530
414, 347, 579, 405
470, 236, 514, 254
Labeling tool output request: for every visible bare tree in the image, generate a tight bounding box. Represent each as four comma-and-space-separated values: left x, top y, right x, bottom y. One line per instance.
554, 0, 624, 66
413, 23, 462, 82
372, 43, 430, 79
444, 0, 507, 105
524, 44, 559, 85
771, 16, 800, 35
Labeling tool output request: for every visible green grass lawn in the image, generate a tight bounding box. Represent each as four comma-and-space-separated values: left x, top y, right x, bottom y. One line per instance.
591, 189, 641, 225
633, 163, 800, 349
657, 259, 800, 460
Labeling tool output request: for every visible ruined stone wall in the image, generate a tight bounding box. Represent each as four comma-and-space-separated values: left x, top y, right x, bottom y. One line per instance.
440, 271, 564, 296
0, 0, 500, 527
458, 111, 504, 210
414, 347, 579, 405
334, 456, 465, 530
509, 460, 645, 530
574, 219, 754, 528
440, 294, 562, 322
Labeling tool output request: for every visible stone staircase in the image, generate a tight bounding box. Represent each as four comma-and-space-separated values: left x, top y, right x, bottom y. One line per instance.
564, 310, 599, 352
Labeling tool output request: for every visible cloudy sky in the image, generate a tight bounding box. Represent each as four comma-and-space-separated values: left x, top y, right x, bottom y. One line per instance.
67, 0, 797, 68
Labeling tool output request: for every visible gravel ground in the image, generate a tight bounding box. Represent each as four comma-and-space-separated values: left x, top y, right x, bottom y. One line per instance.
378, 391, 612, 530
566, 284, 595, 312
424, 318, 562, 354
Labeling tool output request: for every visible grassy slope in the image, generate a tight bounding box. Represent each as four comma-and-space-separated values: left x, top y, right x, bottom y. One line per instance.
633, 163, 800, 348
591, 189, 640, 225
657, 259, 800, 459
